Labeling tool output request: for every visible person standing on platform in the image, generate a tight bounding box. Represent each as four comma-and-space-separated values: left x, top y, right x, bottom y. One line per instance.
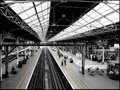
61, 57, 64, 66
64, 56, 66, 65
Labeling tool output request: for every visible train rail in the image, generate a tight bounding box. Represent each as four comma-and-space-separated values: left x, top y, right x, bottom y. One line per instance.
27, 48, 72, 89
27, 48, 45, 89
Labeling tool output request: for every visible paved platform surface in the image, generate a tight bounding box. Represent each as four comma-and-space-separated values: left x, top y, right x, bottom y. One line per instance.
1, 49, 41, 89
48, 47, 119, 89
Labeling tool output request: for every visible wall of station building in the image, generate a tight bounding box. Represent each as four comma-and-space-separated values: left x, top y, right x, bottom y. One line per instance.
58, 38, 119, 62
1, 46, 40, 59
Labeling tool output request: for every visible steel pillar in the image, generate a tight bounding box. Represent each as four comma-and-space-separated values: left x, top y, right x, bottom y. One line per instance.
5, 46, 9, 77
0, 33, 2, 88
24, 47, 27, 59
82, 45, 86, 75
75, 44, 86, 75
16, 38, 19, 65
102, 46, 105, 64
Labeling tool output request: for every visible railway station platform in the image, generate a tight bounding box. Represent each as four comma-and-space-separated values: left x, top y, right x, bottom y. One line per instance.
48, 47, 119, 89
1, 49, 41, 89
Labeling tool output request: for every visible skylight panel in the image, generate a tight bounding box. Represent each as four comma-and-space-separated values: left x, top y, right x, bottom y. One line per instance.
106, 12, 119, 23
42, 10, 49, 16
91, 21, 103, 28
34, 29, 39, 32
9, 1, 51, 41
99, 17, 112, 26
86, 9, 94, 16
39, 14, 49, 21
108, 1, 119, 5
42, 2, 48, 10
34, 28, 41, 32
68, 32, 76, 36
41, 19, 48, 24
35, 2, 42, 5
10, 3, 23, 13
28, 19, 39, 26
76, 28, 84, 33
33, 26, 41, 29
70, 24, 79, 30
78, 18, 87, 25
64, 28, 70, 32
97, 4, 113, 16
83, 15, 94, 23
25, 8, 35, 17
19, 13, 28, 19
26, 15, 38, 24
5, 1, 16, 3
84, 26, 90, 31
20, 3, 33, 10
111, 4, 119, 10
47, 2, 51, 7
30, 23, 40, 28
74, 22, 81, 26
36, 4, 42, 12
117, 9, 119, 13
88, 10, 102, 20
25, 18, 31, 23
29, 15, 37, 22
67, 27, 74, 32
63, 30, 68, 33
43, 23, 49, 28
94, 3, 104, 11
38, 12, 43, 18
86, 24, 96, 30
107, 2, 119, 10
34, 27, 41, 31
31, 23, 40, 28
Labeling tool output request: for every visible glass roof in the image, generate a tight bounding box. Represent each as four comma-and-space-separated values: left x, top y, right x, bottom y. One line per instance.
49, 0, 119, 42
8, 1, 51, 41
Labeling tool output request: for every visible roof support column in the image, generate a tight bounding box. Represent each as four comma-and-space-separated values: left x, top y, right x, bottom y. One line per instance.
0, 32, 3, 87
16, 38, 20, 65
75, 44, 86, 75
4, 45, 9, 77
82, 45, 86, 75
102, 45, 105, 64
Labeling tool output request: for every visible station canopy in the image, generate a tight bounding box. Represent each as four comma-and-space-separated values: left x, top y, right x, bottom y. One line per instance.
5, 1, 51, 41
5, 0, 119, 42
49, 1, 119, 42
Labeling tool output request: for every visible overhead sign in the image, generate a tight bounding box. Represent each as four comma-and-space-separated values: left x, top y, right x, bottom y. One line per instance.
110, 47, 115, 51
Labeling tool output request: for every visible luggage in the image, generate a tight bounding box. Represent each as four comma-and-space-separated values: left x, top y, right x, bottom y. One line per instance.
70, 58, 73, 63
61, 61, 63, 66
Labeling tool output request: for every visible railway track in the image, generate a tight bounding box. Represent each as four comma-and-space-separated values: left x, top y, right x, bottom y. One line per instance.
27, 48, 45, 89
27, 47, 72, 89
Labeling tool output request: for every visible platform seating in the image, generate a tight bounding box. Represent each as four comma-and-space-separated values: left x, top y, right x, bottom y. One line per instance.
69, 58, 73, 63
87, 67, 96, 76
88, 67, 104, 76
11, 66, 17, 74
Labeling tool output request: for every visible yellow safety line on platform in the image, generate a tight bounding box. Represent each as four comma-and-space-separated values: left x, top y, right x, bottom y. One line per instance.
16, 60, 34, 89
66, 66, 87, 89
67, 66, 88, 89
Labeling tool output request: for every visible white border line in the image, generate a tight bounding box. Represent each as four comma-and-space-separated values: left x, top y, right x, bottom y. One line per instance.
25, 49, 42, 89
48, 47, 75, 89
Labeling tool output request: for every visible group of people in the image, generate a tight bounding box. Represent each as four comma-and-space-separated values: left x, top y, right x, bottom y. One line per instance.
57, 50, 67, 66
